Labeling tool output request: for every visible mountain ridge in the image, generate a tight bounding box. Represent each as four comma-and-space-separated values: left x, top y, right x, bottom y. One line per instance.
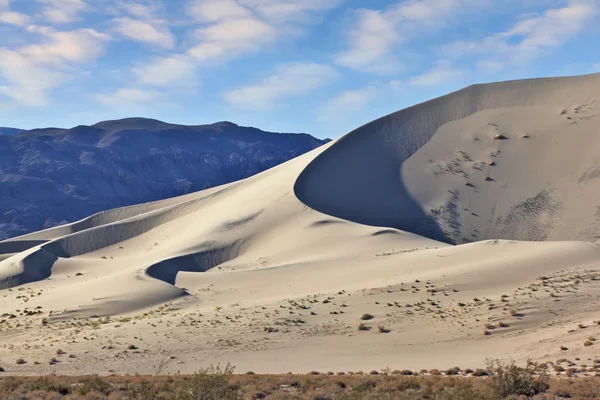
0, 118, 328, 239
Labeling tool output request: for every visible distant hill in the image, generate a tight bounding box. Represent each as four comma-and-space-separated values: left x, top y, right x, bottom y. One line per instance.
0, 118, 328, 239
0, 127, 23, 136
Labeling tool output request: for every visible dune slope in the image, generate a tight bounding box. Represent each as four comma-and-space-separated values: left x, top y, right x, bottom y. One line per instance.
2, 73, 600, 375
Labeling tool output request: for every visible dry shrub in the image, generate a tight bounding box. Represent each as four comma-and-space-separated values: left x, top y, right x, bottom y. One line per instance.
358, 323, 370, 331
178, 363, 240, 400
486, 359, 548, 398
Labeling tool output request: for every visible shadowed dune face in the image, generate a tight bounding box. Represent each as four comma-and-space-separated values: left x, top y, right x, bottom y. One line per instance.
295, 74, 600, 244
145, 240, 245, 285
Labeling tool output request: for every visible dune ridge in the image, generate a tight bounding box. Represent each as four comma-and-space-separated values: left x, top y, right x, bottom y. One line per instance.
2, 73, 600, 374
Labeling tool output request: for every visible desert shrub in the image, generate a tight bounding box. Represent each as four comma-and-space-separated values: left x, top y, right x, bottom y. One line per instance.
360, 314, 374, 321
486, 359, 548, 398
177, 363, 240, 400
80, 375, 112, 395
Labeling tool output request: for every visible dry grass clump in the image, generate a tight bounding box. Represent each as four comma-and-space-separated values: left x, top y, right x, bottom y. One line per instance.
509, 309, 518, 316
377, 325, 390, 333
497, 321, 509, 328
361, 313, 374, 321
15, 358, 26, 365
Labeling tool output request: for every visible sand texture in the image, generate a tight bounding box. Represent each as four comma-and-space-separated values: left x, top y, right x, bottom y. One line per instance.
3, 73, 600, 375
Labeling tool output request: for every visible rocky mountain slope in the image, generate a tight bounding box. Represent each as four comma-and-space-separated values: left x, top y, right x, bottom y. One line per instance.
0, 118, 327, 239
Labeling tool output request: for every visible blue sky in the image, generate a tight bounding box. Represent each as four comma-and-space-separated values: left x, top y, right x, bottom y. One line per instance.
0, 0, 599, 139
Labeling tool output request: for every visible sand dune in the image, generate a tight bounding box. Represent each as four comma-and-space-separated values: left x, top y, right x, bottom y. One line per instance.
2, 73, 600, 375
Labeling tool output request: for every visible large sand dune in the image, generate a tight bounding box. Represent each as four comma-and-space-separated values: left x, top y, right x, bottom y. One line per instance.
2, 73, 600, 375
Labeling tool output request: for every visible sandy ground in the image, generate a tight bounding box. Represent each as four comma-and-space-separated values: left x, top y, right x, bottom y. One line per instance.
2, 73, 600, 375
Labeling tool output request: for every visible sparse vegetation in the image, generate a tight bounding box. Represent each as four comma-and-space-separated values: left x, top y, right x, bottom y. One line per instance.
487, 359, 549, 398
360, 313, 374, 321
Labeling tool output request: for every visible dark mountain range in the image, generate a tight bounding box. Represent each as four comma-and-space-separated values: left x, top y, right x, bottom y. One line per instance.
0, 127, 23, 136
0, 118, 328, 239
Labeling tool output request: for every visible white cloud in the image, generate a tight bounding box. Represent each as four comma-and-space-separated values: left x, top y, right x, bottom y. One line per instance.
118, 0, 166, 19
0, 49, 66, 105
112, 17, 175, 49
0, 0, 11, 9
19, 29, 110, 65
37, 0, 88, 24
319, 86, 378, 122
186, 0, 343, 63
335, 0, 482, 73
188, 17, 276, 61
0, 11, 31, 26
224, 63, 338, 109
133, 55, 197, 87
445, 0, 598, 72
96, 87, 161, 106
188, 0, 251, 22
0, 28, 109, 106
239, 0, 343, 23
407, 60, 465, 86
335, 9, 401, 73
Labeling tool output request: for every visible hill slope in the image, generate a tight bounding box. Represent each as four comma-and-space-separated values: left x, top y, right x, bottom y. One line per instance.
0, 118, 328, 239
0, 127, 22, 136
1, 74, 600, 375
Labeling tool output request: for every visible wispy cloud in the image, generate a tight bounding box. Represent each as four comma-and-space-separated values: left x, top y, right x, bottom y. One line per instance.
445, 0, 598, 72
224, 63, 338, 109
335, 0, 479, 73
187, 17, 275, 61
319, 86, 378, 122
132, 55, 197, 87
0, 10, 31, 26
96, 87, 161, 107
0, 27, 110, 105
187, 0, 251, 22
406, 60, 465, 86
335, 9, 401, 74
240, 0, 343, 23
111, 17, 175, 49
36, 0, 88, 24
186, 0, 343, 63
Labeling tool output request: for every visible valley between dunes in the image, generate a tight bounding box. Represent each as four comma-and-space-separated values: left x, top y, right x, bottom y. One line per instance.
2, 73, 600, 375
